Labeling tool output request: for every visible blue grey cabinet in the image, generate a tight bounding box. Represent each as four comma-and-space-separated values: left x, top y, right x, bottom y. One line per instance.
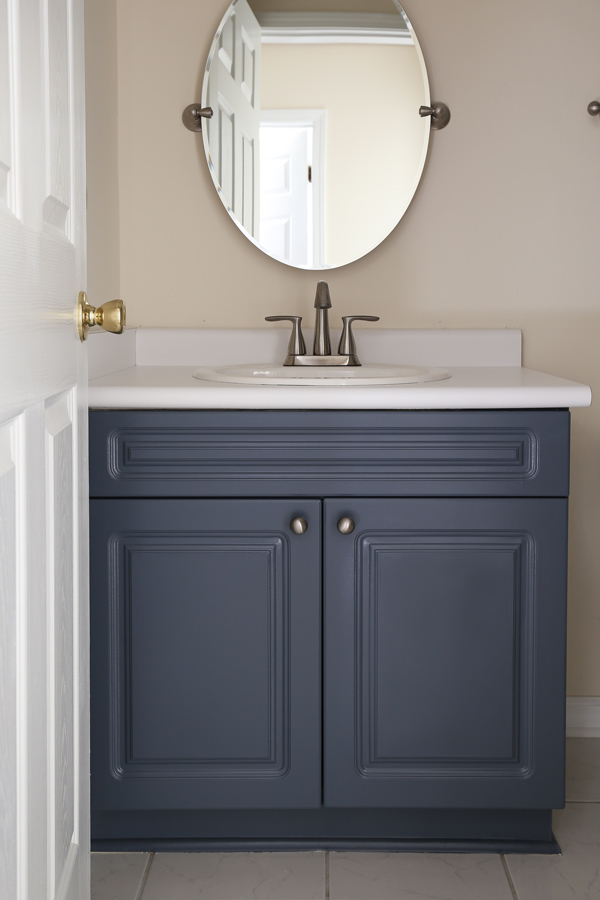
90, 410, 570, 850
90, 498, 322, 811
324, 499, 567, 810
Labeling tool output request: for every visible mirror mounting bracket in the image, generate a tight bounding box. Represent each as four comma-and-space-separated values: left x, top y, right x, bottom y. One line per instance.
419, 102, 451, 130
182, 104, 214, 132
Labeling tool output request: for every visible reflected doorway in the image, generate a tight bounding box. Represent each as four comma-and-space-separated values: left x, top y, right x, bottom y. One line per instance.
259, 110, 326, 268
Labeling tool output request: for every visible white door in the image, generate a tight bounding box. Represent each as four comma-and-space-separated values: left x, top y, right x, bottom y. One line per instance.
0, 0, 90, 898
206, 0, 261, 238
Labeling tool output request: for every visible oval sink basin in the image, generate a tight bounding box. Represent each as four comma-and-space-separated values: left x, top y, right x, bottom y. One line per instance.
193, 364, 451, 386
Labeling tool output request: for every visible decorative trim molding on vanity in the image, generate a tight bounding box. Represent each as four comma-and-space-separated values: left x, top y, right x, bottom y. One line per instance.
88, 409, 569, 499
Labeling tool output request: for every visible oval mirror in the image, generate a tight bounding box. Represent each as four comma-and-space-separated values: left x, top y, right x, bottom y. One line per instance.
201, 0, 430, 270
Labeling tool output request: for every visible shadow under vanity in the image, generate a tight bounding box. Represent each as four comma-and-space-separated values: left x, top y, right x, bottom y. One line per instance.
89, 403, 571, 853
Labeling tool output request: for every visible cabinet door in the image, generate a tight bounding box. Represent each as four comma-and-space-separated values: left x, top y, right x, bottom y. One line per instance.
91, 499, 321, 810
324, 498, 567, 809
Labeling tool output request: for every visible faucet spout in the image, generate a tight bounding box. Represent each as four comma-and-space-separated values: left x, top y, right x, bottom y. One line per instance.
314, 281, 332, 310
313, 281, 332, 356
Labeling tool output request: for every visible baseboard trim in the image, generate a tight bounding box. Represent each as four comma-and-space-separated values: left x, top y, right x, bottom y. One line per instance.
566, 697, 600, 737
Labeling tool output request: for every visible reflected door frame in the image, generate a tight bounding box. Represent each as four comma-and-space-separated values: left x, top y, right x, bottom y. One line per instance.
260, 109, 326, 268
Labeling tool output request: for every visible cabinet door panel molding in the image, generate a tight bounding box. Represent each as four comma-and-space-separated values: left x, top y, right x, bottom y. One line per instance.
324, 498, 567, 809
91, 498, 322, 811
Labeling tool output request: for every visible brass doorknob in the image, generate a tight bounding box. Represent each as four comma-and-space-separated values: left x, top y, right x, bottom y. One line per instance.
337, 517, 355, 534
78, 291, 126, 341
290, 517, 308, 535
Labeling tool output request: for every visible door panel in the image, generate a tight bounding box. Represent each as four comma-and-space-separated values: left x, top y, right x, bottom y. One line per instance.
324, 498, 568, 809
91, 499, 321, 811
42, 0, 72, 234
0, 418, 18, 899
206, 0, 261, 237
0, 0, 16, 212
259, 126, 309, 266
45, 392, 79, 899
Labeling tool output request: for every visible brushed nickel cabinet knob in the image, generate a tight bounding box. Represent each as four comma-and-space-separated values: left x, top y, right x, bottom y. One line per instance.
290, 517, 308, 535
337, 517, 355, 534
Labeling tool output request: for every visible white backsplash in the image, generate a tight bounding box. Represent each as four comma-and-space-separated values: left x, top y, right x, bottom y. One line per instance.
88, 327, 522, 378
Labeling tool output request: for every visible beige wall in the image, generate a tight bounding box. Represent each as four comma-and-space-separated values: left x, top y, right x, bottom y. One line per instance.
84, 0, 121, 303
88, 0, 600, 695
261, 43, 428, 266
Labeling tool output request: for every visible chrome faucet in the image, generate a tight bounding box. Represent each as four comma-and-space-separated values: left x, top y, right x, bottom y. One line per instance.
266, 282, 379, 367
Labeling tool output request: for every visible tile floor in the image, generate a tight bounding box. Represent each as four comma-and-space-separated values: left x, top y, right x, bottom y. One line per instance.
92, 737, 600, 900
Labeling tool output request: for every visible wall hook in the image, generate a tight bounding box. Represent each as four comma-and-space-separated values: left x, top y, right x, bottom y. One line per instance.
588, 101, 600, 118
419, 102, 451, 130
182, 104, 214, 132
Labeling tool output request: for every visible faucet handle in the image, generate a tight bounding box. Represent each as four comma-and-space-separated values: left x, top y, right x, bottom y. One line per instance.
265, 316, 307, 357
338, 316, 380, 357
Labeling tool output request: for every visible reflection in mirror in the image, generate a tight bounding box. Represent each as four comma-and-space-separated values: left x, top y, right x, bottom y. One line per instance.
201, 0, 430, 270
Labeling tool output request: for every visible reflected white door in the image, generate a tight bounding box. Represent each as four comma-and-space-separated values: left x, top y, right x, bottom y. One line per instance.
259, 110, 326, 268
0, 0, 90, 898
259, 126, 310, 266
206, 0, 261, 237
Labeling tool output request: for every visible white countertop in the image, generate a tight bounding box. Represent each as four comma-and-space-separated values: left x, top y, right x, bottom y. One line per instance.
88, 365, 591, 410
87, 328, 592, 410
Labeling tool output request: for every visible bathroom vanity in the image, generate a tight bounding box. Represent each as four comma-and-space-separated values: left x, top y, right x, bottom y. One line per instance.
87, 328, 591, 853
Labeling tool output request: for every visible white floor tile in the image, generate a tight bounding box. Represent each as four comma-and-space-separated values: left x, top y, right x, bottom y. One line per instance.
91, 852, 151, 900
505, 803, 600, 899
140, 851, 326, 900
328, 851, 513, 900
566, 738, 600, 802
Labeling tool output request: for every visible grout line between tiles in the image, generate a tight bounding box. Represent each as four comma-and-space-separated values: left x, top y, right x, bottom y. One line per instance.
135, 852, 154, 900
500, 854, 520, 900
325, 851, 330, 900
